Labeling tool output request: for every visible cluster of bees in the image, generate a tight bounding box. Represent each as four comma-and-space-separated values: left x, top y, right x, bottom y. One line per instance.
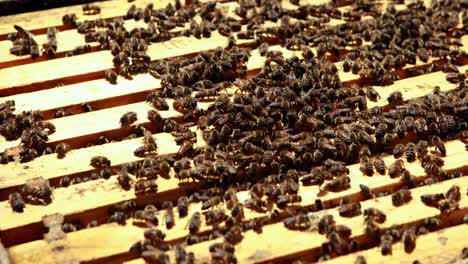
2, 0, 468, 263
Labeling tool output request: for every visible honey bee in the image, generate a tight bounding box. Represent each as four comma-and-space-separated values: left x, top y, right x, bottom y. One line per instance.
360, 156, 374, 176
373, 156, 386, 175
364, 217, 380, 242
388, 159, 404, 178
146, 92, 169, 110
202, 196, 222, 210
177, 196, 189, 218
402, 227, 417, 253
117, 169, 131, 189
318, 214, 335, 234
205, 208, 227, 226
339, 201, 362, 217
59, 176, 70, 187
438, 199, 459, 214
133, 209, 159, 225
9, 192, 25, 212
420, 193, 445, 207
134, 179, 158, 194
392, 189, 412, 206
405, 143, 416, 162
54, 143, 71, 159
430, 136, 446, 156
284, 213, 311, 231
162, 201, 175, 229
90, 156, 111, 168
187, 212, 202, 234
387, 91, 403, 107
108, 211, 126, 225
359, 184, 374, 199
144, 228, 166, 242
120, 111, 137, 127
105, 70, 118, 84
380, 233, 393, 255
424, 217, 441, 231
276, 194, 302, 208
177, 140, 194, 158
363, 207, 386, 223
21, 177, 53, 203
446, 185, 461, 201
355, 255, 367, 264
325, 176, 350, 191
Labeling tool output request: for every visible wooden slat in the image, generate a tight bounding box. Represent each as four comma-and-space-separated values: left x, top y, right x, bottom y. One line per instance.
7, 175, 467, 264
0, 0, 169, 38
322, 224, 468, 264
183, 177, 468, 264
0, 31, 253, 96
0, 138, 465, 247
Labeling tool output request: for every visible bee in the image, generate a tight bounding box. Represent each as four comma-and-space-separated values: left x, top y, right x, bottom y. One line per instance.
392, 189, 412, 206
284, 213, 311, 231
354, 255, 367, 264
364, 217, 380, 242
373, 156, 386, 175
162, 201, 175, 229
328, 231, 347, 255
424, 217, 441, 231
387, 91, 403, 107
21, 177, 53, 203
380, 233, 393, 255
325, 176, 350, 191
276, 194, 302, 208
53, 108, 73, 118
318, 214, 335, 234
187, 212, 202, 234
90, 156, 110, 168
134, 209, 159, 225
446, 185, 461, 201
430, 136, 446, 156
202, 196, 222, 210
363, 208, 386, 223
360, 156, 374, 176
420, 193, 445, 207
144, 228, 166, 242
204, 208, 227, 226
388, 159, 404, 178
108, 211, 126, 225
177, 140, 194, 158
231, 203, 245, 221
339, 201, 362, 217
9, 192, 26, 212
365, 87, 380, 102
146, 93, 169, 110
405, 143, 416, 162
134, 179, 158, 194
105, 70, 118, 84
59, 176, 71, 187
54, 143, 71, 159
438, 199, 459, 214
174, 131, 197, 146
115, 169, 130, 189
82, 4, 101, 15
402, 227, 417, 253
400, 169, 417, 188
120, 111, 137, 127
177, 196, 189, 218
359, 184, 374, 199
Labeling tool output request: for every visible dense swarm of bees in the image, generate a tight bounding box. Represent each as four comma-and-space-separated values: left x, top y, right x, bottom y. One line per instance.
2, 0, 468, 263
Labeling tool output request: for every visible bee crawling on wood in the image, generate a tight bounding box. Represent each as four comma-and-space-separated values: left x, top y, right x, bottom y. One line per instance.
120, 111, 138, 127
54, 143, 71, 159
82, 4, 101, 15
21, 177, 53, 204
90, 156, 111, 168
9, 192, 26, 212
